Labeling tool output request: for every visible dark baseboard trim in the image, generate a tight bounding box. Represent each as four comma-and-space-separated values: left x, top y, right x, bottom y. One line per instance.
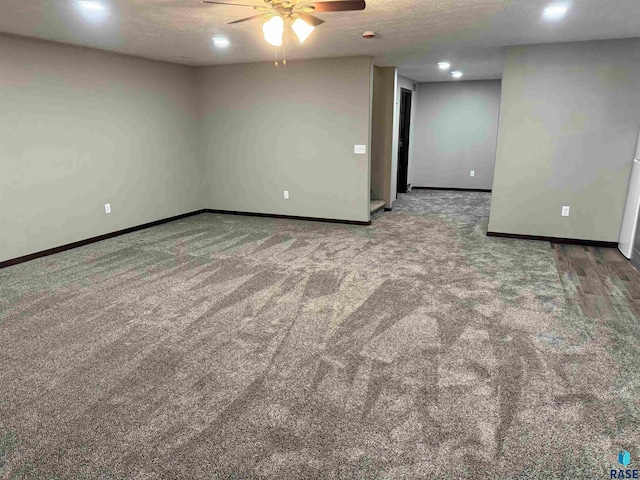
0, 210, 208, 269
1, 208, 371, 269
0, 208, 371, 268
384, 207, 393, 212
487, 231, 618, 248
412, 186, 492, 193
205, 209, 371, 226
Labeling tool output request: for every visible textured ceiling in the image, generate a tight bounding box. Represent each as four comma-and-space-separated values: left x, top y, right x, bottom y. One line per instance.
1, 0, 640, 82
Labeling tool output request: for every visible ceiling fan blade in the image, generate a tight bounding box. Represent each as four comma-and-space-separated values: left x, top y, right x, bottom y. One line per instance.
310, 0, 365, 12
228, 13, 267, 23
202, 1, 257, 6
297, 12, 325, 26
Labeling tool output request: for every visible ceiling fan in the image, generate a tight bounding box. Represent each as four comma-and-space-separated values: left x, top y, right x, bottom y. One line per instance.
202, 0, 366, 46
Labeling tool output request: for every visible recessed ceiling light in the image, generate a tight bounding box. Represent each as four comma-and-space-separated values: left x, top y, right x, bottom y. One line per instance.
543, 5, 568, 20
451, 71, 463, 79
78, 1, 105, 10
77, 0, 109, 21
438, 62, 451, 70
212, 37, 230, 48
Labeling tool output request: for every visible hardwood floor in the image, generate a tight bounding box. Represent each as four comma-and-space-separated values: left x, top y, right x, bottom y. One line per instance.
552, 244, 640, 320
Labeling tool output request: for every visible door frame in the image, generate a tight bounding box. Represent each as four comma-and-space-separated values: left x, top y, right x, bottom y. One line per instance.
396, 87, 412, 197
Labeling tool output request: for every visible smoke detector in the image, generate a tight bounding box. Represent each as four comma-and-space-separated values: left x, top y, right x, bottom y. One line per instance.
362, 31, 376, 39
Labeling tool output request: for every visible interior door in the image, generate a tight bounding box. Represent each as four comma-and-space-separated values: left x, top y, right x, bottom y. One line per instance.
397, 88, 412, 196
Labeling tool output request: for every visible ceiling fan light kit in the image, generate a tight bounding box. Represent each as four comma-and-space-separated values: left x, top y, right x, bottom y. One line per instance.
202, 0, 366, 47
263, 15, 284, 46
291, 17, 315, 43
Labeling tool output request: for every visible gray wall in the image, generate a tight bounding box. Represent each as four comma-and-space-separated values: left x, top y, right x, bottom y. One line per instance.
411, 80, 501, 190
488, 39, 640, 242
197, 56, 372, 223
0, 34, 202, 263
371, 66, 396, 206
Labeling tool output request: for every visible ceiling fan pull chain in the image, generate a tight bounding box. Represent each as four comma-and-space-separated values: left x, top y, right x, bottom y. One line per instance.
283, 38, 287, 67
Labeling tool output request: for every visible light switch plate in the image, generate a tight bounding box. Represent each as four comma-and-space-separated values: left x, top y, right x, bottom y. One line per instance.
104, 203, 111, 214
354, 145, 367, 155
561, 206, 570, 217
284, 191, 289, 199
470, 170, 475, 177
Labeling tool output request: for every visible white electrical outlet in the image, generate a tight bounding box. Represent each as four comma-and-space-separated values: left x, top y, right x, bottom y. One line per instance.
561, 206, 570, 217
470, 170, 475, 177
284, 191, 289, 199
354, 145, 367, 155
104, 203, 111, 214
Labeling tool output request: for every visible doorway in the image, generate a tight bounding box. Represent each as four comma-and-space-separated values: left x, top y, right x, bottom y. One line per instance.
396, 88, 412, 196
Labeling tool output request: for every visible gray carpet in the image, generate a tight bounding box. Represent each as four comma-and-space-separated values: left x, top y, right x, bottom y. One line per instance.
0, 190, 635, 479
